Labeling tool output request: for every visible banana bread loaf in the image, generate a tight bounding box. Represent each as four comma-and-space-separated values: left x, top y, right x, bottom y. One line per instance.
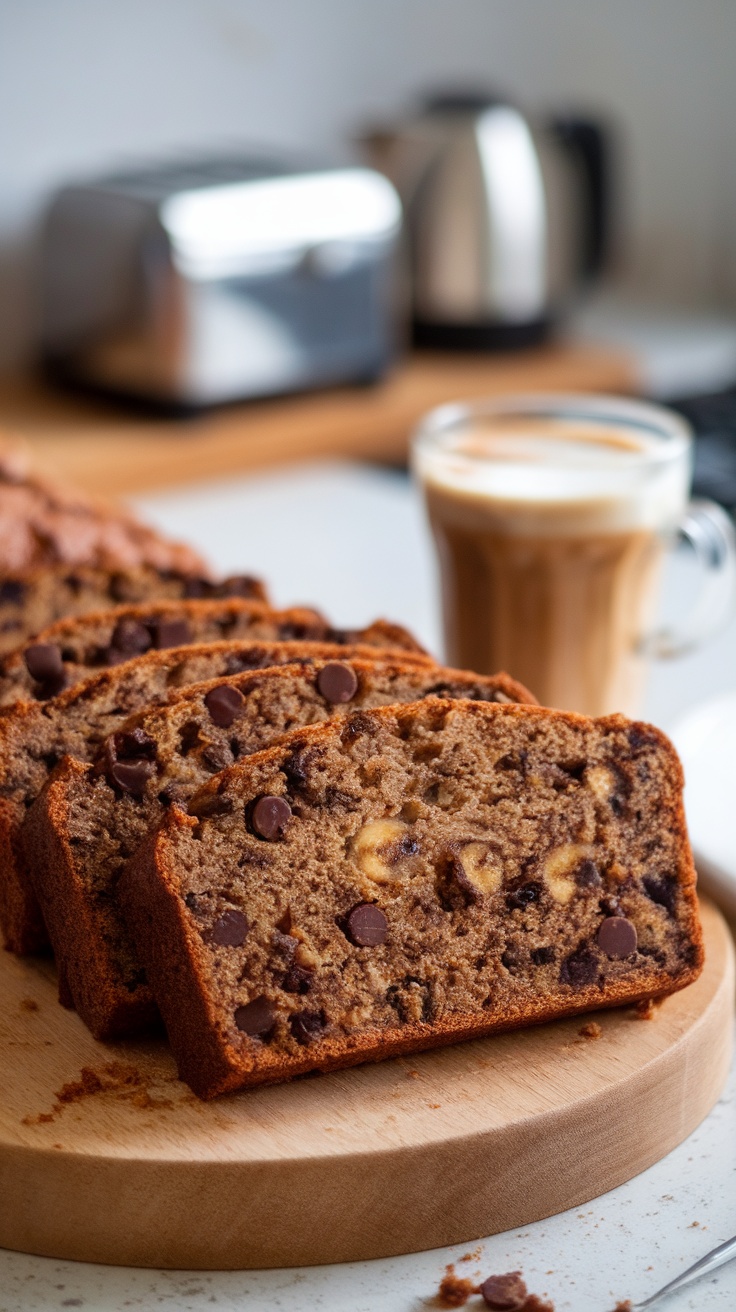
0, 565, 268, 656
25, 662, 533, 1037
0, 636, 432, 954
119, 699, 703, 1098
0, 598, 423, 707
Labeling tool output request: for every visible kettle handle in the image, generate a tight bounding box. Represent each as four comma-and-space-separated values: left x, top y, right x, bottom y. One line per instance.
549, 117, 609, 280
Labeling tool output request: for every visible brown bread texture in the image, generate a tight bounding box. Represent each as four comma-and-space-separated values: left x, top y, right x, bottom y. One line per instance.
118, 699, 703, 1099
0, 443, 205, 575
25, 661, 533, 1038
0, 635, 431, 955
0, 565, 268, 657
0, 442, 217, 651
0, 597, 424, 707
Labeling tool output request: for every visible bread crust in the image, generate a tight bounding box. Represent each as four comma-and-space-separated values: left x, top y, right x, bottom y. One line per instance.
119, 700, 704, 1099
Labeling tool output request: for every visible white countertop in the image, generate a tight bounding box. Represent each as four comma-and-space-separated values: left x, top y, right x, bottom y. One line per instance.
2, 461, 735, 1312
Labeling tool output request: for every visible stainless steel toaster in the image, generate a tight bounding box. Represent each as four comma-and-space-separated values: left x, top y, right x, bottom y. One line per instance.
39, 157, 402, 407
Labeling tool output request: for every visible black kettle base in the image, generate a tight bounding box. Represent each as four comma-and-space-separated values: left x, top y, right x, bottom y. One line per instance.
412, 317, 552, 352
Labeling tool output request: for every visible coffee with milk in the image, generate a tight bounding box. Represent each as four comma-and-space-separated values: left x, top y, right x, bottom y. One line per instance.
414, 407, 691, 716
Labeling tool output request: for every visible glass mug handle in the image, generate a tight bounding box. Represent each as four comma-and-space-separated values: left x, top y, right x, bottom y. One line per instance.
641, 499, 736, 659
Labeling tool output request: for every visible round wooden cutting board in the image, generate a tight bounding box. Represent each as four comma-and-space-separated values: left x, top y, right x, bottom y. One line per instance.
0, 898, 732, 1271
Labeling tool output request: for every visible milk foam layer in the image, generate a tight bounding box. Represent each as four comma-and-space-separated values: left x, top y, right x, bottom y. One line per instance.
416, 417, 689, 537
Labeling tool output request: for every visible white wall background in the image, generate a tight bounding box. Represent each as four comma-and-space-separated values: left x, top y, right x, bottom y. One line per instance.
1, 0, 735, 371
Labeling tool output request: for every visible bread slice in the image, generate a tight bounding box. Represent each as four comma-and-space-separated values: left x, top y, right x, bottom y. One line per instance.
25, 663, 533, 1037
0, 636, 432, 954
118, 698, 703, 1098
0, 565, 268, 656
0, 597, 424, 707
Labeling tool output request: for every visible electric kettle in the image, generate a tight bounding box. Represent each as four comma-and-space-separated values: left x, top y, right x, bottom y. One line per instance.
362, 93, 610, 348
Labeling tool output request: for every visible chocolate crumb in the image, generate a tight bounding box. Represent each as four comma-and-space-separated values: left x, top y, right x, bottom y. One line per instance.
437, 1264, 478, 1307
578, 1021, 602, 1040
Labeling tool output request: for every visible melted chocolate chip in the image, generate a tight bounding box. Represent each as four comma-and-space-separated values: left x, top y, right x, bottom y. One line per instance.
560, 945, 599, 987
205, 684, 245, 728
108, 619, 151, 658
148, 618, 192, 649
109, 759, 155, 796
289, 1009, 326, 1045
208, 909, 249, 947
179, 720, 203, 754
480, 1271, 528, 1310
344, 903, 387, 947
234, 996, 275, 1038
316, 661, 359, 704
282, 965, 312, 994
24, 643, 64, 684
251, 794, 292, 840
597, 916, 637, 958
114, 728, 156, 759
506, 881, 542, 911
575, 859, 602, 888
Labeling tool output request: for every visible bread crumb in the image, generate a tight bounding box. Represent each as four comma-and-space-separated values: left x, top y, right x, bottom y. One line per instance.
611, 1302, 632, 1311
578, 1022, 602, 1040
634, 998, 657, 1020
407, 1070, 420, 1079
437, 1264, 478, 1306
460, 1247, 482, 1262
20, 1062, 176, 1124
689, 1220, 700, 1227
20, 997, 39, 1011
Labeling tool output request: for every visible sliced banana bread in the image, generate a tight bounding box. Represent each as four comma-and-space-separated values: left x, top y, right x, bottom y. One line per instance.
0, 637, 432, 954
0, 565, 268, 656
25, 662, 533, 1037
0, 598, 424, 707
119, 699, 703, 1098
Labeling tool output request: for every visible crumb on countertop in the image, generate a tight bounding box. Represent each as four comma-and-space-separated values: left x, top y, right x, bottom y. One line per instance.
437, 1264, 477, 1306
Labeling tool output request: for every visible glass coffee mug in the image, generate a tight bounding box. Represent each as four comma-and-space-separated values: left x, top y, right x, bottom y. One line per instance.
413, 393, 736, 716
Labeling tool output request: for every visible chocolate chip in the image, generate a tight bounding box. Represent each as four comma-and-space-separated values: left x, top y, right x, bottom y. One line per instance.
316, 661, 359, 704
344, 903, 387, 947
205, 684, 245, 728
114, 728, 156, 759
531, 946, 555, 965
282, 965, 312, 994
480, 1271, 528, 1310
148, 618, 192, 649
251, 795, 292, 840
109, 619, 151, 657
560, 945, 599, 987
234, 996, 275, 1038
208, 909, 249, 947
109, 759, 155, 796
24, 643, 64, 683
506, 881, 541, 910
289, 1009, 326, 1045
218, 575, 261, 598
575, 859, 602, 888
597, 916, 637, 958
0, 579, 25, 604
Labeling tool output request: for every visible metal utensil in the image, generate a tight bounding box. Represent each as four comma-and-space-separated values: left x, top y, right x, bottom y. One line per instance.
632, 1232, 736, 1309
